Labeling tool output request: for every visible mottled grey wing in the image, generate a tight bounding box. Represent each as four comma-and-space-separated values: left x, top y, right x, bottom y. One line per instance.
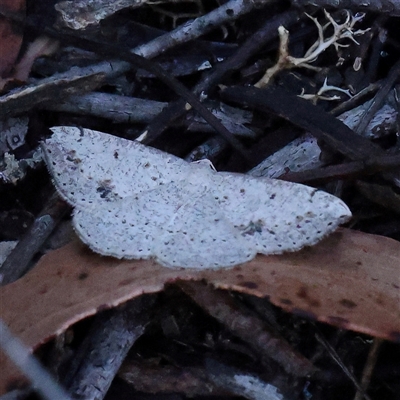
41, 127, 190, 208
72, 182, 184, 260
154, 189, 256, 269
73, 181, 256, 268
209, 172, 351, 254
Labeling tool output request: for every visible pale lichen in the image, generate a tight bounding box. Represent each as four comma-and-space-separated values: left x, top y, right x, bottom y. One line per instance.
255, 10, 370, 88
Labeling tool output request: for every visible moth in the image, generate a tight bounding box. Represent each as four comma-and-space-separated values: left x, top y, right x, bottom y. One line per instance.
42, 127, 351, 269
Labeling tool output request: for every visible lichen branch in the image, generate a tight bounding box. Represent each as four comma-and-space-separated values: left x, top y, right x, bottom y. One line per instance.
255, 10, 370, 88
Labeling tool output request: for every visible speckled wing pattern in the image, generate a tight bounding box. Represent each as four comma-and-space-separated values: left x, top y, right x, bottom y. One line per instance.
42, 127, 352, 269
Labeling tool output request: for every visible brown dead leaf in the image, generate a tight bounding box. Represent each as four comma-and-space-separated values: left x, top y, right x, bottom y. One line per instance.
0, 228, 399, 394
13, 36, 59, 83
0, 2, 58, 92
0, 0, 25, 89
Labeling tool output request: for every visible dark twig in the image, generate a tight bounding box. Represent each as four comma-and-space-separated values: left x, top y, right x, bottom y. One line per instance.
65, 298, 153, 400
0, 190, 69, 285
0, 69, 105, 118
354, 339, 383, 400
177, 281, 318, 377
356, 180, 400, 213
279, 154, 400, 183
354, 59, 400, 135
220, 85, 384, 161
330, 81, 382, 116
118, 360, 229, 396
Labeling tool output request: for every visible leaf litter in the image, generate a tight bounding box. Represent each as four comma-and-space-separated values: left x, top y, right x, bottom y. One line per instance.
1, 3, 400, 398
0, 227, 399, 395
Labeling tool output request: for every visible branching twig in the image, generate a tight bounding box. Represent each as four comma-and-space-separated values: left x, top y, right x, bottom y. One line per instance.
133, 0, 274, 58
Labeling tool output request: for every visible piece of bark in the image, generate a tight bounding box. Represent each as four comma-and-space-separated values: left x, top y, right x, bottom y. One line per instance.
249, 134, 323, 179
